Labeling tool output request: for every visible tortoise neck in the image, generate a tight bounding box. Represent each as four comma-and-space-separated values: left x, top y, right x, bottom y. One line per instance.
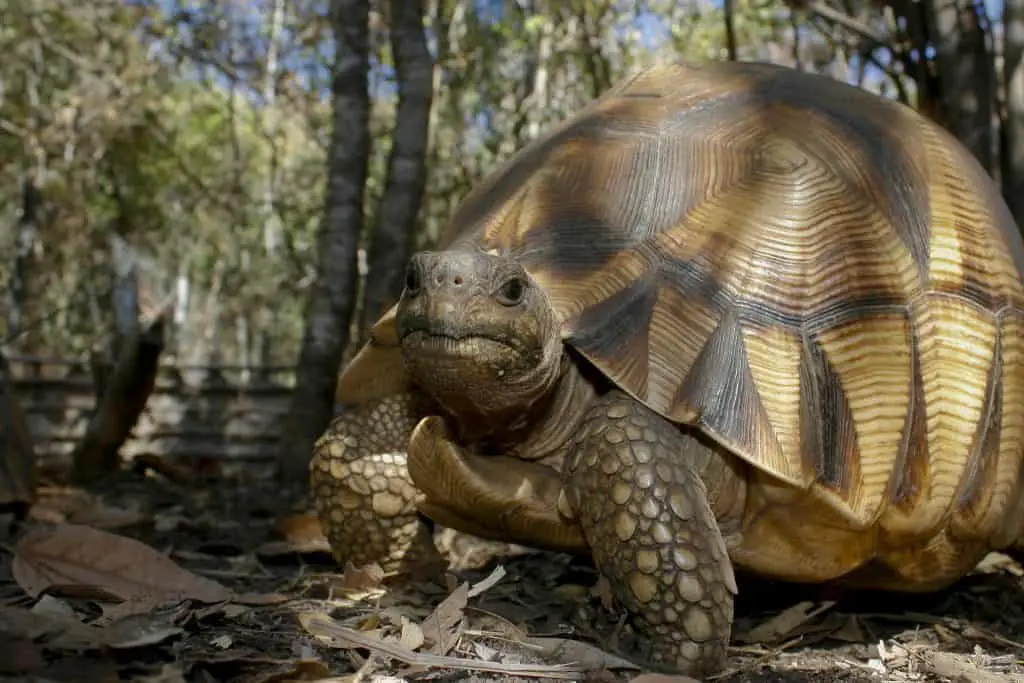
511, 358, 599, 464
433, 352, 588, 457
449, 354, 597, 464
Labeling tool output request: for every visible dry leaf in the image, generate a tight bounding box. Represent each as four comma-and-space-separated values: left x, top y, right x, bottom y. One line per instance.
466, 564, 506, 598
398, 617, 425, 651
277, 513, 329, 548
420, 580, 468, 655
733, 600, 835, 644
28, 488, 144, 530
974, 552, 1024, 577
0, 604, 182, 650
134, 663, 188, 683
99, 598, 175, 623
232, 590, 290, 605
472, 640, 499, 661
0, 639, 43, 675
258, 513, 332, 557
525, 637, 640, 672
831, 615, 867, 643
101, 616, 184, 650
629, 675, 701, 683
236, 658, 331, 683
31, 594, 77, 620
153, 511, 183, 533
929, 651, 1015, 683
338, 561, 386, 591
68, 500, 145, 530
12, 524, 232, 606
0, 604, 108, 650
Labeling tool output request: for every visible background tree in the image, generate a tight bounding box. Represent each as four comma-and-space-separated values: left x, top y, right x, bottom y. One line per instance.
277, 0, 371, 479
358, 0, 434, 338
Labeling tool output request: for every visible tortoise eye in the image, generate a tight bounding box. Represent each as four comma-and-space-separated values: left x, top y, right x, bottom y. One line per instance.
404, 263, 422, 295
497, 277, 526, 306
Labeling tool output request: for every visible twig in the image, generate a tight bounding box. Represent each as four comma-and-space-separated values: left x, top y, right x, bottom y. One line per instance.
299, 612, 581, 679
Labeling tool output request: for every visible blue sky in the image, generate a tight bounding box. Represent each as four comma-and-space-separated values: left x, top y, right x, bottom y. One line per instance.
145, 0, 1011, 107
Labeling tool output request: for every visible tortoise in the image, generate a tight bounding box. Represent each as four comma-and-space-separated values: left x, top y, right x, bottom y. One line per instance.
310, 60, 1024, 677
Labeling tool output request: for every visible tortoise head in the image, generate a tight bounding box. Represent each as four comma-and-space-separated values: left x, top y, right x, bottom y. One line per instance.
395, 247, 564, 417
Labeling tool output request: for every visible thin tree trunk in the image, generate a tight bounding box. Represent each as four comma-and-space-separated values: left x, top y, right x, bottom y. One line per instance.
526, 16, 554, 142
74, 237, 169, 480
724, 0, 738, 61
359, 0, 434, 335
0, 350, 37, 513
74, 314, 167, 481
7, 178, 39, 349
927, 0, 995, 172
257, 0, 287, 368
277, 0, 371, 480
1003, 0, 1024, 223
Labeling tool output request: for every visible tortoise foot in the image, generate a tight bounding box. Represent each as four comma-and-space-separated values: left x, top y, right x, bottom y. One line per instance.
564, 391, 737, 677
310, 393, 441, 575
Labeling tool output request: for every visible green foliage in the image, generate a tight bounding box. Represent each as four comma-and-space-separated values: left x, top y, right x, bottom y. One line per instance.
0, 0, 1009, 367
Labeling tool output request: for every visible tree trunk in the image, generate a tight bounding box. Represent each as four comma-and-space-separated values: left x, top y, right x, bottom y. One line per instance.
74, 241, 169, 481
724, 0, 738, 61
927, 0, 995, 172
1003, 0, 1024, 223
276, 0, 371, 480
7, 177, 40, 351
525, 14, 554, 142
359, 0, 434, 335
0, 351, 37, 515
73, 314, 167, 481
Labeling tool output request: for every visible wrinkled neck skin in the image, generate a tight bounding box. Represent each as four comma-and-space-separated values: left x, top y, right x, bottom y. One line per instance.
503, 357, 598, 465
407, 347, 598, 464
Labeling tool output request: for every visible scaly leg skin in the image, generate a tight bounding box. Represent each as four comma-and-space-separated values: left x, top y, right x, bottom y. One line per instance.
561, 390, 737, 678
309, 393, 443, 576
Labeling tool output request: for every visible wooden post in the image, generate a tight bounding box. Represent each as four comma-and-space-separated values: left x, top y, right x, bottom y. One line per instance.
0, 351, 37, 514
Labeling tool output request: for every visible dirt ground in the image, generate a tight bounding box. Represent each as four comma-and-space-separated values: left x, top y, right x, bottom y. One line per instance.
2, 458, 1023, 683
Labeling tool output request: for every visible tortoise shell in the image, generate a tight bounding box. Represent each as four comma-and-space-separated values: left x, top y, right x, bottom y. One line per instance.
346, 61, 1024, 558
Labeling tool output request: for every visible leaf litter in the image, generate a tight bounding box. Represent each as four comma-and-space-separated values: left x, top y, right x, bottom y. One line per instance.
2, 464, 1023, 682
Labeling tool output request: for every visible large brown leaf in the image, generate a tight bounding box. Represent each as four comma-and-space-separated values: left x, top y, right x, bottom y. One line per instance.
12, 524, 232, 606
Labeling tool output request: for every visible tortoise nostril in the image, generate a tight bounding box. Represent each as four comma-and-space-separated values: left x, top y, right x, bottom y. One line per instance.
404, 262, 422, 294
453, 275, 463, 286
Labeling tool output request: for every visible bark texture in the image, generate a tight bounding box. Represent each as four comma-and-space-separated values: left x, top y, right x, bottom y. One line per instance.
359, 0, 435, 335
277, 0, 371, 479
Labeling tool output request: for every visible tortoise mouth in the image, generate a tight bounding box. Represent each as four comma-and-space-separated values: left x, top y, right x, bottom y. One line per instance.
400, 328, 524, 356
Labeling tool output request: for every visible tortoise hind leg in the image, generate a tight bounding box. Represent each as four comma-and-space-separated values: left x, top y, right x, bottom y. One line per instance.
561, 390, 737, 677
310, 392, 443, 575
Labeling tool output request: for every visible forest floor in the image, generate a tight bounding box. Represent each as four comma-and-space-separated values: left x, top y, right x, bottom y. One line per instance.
2, 458, 1023, 683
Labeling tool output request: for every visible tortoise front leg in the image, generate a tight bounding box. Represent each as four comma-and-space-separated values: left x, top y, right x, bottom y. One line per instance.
310, 393, 442, 575
406, 416, 588, 554
561, 390, 737, 677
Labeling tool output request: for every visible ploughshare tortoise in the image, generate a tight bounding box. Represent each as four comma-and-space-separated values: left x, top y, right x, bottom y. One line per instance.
310, 60, 1024, 677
